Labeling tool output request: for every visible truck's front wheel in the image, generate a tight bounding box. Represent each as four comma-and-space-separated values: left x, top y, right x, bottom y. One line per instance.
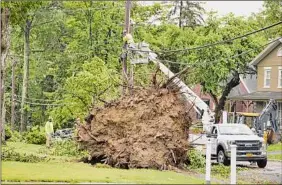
217, 149, 230, 166
257, 159, 267, 168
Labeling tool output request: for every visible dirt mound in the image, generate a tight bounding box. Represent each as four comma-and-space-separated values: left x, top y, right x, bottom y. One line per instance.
76, 87, 191, 170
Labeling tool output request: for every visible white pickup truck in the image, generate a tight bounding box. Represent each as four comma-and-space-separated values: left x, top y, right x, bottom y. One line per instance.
189, 124, 267, 168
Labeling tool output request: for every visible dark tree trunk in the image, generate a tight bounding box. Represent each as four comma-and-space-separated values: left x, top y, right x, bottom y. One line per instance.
214, 72, 240, 123
1, 8, 10, 143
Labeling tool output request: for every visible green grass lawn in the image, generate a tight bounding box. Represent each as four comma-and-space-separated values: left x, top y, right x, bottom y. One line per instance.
5, 142, 45, 155
268, 153, 282, 161
2, 142, 204, 184
267, 142, 282, 152
2, 161, 204, 184
3, 141, 77, 162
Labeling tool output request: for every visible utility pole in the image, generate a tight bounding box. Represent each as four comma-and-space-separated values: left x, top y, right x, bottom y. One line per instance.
11, 59, 17, 131
121, 0, 131, 95
89, 0, 93, 52
0, 0, 3, 141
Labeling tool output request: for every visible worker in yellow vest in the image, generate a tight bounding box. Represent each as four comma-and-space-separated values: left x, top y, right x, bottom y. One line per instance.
45, 117, 54, 148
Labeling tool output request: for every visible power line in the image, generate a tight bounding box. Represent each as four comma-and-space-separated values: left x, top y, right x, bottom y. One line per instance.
158, 21, 282, 54
157, 37, 281, 67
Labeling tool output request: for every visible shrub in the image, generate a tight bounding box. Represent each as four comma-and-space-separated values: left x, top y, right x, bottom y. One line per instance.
187, 149, 205, 169
4, 125, 12, 140
26, 126, 46, 144
9, 130, 24, 142
2, 146, 46, 163
198, 163, 248, 178
50, 140, 88, 157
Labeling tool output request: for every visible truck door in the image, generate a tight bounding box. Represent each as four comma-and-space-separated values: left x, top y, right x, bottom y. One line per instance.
210, 126, 218, 155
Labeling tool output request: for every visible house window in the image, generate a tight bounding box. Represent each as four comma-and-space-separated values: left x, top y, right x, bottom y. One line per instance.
264, 67, 271, 88
278, 67, 282, 88
277, 47, 282, 57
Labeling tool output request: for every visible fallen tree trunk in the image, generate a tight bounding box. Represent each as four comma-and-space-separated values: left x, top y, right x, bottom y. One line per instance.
76, 87, 191, 170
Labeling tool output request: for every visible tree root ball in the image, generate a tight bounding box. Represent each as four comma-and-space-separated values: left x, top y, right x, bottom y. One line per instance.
76, 87, 191, 169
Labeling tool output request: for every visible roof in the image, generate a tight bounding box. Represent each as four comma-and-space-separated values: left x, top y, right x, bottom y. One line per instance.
228, 74, 257, 97
249, 37, 282, 66
228, 91, 282, 101
240, 74, 257, 93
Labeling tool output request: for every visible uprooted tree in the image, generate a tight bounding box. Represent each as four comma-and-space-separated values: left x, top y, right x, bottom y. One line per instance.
76, 69, 194, 170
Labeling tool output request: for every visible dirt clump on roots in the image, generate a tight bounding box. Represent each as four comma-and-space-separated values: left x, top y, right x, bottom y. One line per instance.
76, 87, 191, 170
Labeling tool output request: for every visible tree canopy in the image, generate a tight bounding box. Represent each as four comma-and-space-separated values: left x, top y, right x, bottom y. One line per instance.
1, 0, 281, 131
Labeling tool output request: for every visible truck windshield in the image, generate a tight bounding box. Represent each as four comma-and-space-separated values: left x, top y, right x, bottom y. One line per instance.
218, 125, 254, 135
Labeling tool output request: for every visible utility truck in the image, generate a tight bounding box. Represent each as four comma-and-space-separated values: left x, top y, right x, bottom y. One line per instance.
129, 42, 272, 168
207, 124, 267, 167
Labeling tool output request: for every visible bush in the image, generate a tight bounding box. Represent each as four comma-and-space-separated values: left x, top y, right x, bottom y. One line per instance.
2, 146, 46, 163
50, 140, 88, 157
9, 130, 24, 142
198, 163, 248, 178
4, 125, 12, 140
187, 149, 205, 169
26, 126, 46, 144
3, 126, 24, 142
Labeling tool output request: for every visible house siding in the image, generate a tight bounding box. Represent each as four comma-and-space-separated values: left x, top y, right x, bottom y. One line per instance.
257, 43, 282, 92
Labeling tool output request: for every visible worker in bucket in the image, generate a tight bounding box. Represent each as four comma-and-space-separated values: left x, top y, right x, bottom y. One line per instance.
45, 117, 54, 148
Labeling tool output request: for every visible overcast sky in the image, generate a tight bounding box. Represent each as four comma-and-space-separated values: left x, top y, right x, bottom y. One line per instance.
142, 1, 264, 17
202, 1, 263, 16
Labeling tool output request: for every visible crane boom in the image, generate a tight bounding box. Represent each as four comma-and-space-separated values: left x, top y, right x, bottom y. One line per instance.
148, 52, 215, 131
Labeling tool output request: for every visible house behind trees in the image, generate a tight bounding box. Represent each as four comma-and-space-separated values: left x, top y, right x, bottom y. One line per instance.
228, 38, 282, 126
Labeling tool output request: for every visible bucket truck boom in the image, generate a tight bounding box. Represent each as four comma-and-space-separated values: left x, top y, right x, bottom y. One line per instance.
129, 42, 215, 131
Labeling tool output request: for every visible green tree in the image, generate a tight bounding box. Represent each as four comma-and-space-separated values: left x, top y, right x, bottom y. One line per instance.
184, 14, 265, 121
49, 57, 120, 128
169, 1, 205, 28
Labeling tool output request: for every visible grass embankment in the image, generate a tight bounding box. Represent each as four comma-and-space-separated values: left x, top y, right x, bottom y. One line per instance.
268, 154, 282, 161
267, 142, 282, 152
4, 141, 77, 162
2, 142, 204, 184
2, 161, 204, 184
267, 142, 282, 161
5, 141, 44, 154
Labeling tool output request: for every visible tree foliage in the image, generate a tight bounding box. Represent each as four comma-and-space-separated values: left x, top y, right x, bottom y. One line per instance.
1, 0, 280, 131
169, 1, 205, 28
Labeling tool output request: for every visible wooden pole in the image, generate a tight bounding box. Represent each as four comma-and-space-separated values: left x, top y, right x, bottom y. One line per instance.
0, 1, 3, 141
129, 63, 134, 94
0, 0, 2, 141
121, 0, 131, 95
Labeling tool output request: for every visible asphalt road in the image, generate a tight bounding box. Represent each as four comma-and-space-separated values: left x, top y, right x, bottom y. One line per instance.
237, 161, 282, 184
